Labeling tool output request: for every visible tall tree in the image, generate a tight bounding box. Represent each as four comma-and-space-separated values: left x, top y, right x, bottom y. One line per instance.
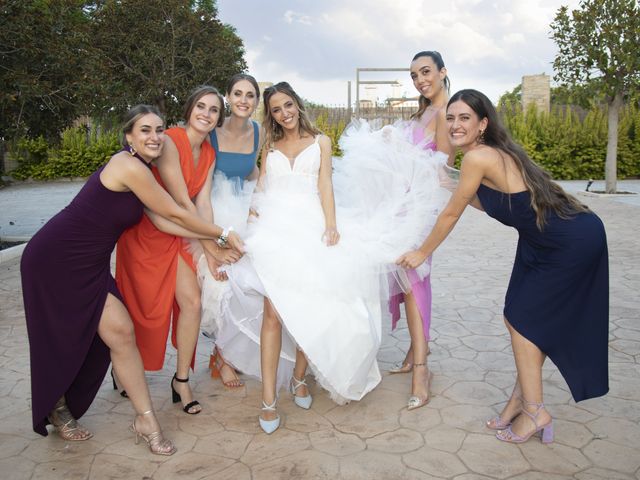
85, 0, 246, 124
0, 1, 90, 140
551, 0, 640, 193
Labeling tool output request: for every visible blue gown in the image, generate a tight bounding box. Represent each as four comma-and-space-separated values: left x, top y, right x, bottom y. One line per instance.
476, 183, 609, 402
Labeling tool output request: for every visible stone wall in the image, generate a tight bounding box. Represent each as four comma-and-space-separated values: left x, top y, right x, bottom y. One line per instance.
521, 74, 550, 112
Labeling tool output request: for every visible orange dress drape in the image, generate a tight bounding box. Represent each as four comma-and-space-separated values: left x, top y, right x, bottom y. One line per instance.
115, 127, 215, 371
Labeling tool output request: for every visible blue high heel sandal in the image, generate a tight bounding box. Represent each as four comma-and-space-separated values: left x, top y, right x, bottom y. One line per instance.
259, 399, 280, 434
290, 376, 312, 409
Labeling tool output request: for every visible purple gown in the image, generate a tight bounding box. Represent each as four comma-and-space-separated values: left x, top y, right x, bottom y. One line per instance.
21, 160, 146, 435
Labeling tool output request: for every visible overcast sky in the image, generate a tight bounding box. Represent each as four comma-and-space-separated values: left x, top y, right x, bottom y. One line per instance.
217, 0, 581, 106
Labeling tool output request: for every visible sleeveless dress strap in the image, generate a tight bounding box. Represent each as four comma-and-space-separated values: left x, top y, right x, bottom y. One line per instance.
210, 129, 220, 151
251, 121, 259, 153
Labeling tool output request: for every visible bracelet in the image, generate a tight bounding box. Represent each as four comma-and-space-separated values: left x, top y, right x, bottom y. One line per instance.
216, 226, 234, 248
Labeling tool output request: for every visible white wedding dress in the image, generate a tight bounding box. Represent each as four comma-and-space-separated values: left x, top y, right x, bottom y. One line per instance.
210, 124, 453, 403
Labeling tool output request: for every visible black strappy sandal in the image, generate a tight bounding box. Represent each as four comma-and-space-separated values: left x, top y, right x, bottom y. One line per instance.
171, 374, 201, 414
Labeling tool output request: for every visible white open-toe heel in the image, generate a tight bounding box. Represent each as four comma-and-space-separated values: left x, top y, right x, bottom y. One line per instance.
259, 399, 280, 434
290, 376, 312, 410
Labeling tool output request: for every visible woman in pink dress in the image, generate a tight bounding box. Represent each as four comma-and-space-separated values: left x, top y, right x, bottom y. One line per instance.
388, 51, 454, 410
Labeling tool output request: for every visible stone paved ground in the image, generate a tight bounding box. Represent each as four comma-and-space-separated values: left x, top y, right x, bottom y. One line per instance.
0, 192, 638, 479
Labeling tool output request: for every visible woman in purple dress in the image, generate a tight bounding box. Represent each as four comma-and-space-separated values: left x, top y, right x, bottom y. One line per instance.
398, 89, 608, 443
21, 105, 242, 454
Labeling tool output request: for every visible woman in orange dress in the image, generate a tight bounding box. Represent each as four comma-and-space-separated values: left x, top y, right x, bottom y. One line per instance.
116, 86, 241, 414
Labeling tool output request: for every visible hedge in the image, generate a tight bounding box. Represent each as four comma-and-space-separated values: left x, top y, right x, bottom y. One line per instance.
6, 102, 640, 180
8, 125, 120, 180
499, 101, 639, 179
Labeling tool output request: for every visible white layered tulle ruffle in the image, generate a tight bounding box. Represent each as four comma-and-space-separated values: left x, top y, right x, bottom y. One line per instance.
333, 119, 455, 294
197, 121, 455, 402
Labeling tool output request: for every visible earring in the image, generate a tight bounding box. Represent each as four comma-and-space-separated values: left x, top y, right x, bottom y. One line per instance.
125, 143, 137, 156
477, 129, 485, 144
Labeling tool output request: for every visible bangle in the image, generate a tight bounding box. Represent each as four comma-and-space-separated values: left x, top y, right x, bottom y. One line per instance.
216, 226, 234, 248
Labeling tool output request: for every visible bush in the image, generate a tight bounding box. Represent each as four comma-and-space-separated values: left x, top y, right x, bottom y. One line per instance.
498, 101, 640, 180
314, 111, 347, 157
8, 125, 120, 180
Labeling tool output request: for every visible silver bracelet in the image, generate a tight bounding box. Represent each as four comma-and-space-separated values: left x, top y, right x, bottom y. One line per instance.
216, 226, 234, 248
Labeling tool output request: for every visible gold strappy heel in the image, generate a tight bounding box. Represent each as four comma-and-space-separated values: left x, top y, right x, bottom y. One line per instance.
130, 410, 176, 456
48, 397, 93, 441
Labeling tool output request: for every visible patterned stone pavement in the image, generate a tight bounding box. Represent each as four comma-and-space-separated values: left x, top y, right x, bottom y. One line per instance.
0, 192, 638, 479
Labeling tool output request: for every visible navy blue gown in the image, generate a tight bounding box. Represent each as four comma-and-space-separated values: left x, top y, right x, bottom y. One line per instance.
21, 159, 147, 436
476, 183, 609, 402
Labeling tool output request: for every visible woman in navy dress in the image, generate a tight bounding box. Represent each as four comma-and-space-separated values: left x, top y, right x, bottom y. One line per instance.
397, 89, 608, 444
21, 105, 241, 454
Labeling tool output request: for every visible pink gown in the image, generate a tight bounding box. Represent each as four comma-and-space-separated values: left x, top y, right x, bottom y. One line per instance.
389, 109, 441, 340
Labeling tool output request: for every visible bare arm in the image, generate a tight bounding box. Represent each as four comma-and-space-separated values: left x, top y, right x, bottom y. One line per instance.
155, 135, 198, 213
146, 209, 206, 238
317, 135, 339, 246
396, 149, 487, 268
100, 153, 223, 239
249, 146, 269, 217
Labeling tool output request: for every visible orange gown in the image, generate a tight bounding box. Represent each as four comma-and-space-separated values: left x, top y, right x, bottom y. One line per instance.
115, 127, 215, 370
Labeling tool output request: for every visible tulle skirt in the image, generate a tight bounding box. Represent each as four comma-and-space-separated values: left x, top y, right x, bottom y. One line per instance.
199, 121, 454, 402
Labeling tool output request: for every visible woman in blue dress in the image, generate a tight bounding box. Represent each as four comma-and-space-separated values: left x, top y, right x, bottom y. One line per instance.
398, 89, 609, 444
193, 74, 264, 388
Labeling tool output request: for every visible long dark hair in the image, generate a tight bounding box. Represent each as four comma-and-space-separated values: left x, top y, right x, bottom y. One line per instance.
121, 105, 163, 147
262, 82, 320, 147
411, 51, 450, 121
448, 89, 588, 229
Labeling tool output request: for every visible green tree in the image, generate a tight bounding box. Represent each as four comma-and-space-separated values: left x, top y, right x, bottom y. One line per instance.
497, 84, 521, 109
85, 0, 246, 124
551, 0, 640, 192
0, 1, 90, 141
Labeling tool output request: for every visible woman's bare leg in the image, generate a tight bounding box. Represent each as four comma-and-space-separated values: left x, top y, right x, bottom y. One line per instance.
405, 292, 430, 401
98, 294, 165, 436
260, 298, 281, 421
292, 349, 309, 397
173, 255, 202, 413
503, 318, 551, 437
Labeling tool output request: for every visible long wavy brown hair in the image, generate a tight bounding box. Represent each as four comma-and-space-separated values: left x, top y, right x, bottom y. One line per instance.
262, 82, 320, 148
448, 89, 588, 229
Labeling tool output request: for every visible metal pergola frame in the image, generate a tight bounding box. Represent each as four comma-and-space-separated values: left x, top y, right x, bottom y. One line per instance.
354, 67, 410, 117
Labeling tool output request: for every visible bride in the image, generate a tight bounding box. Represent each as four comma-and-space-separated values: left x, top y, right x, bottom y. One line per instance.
217, 82, 452, 434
